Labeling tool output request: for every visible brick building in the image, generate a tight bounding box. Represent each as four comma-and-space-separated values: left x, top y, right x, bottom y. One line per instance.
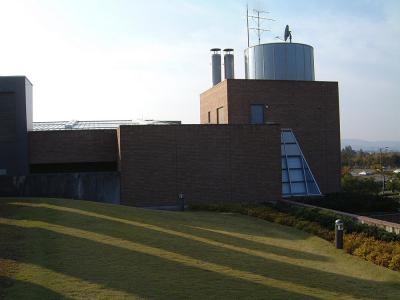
200, 79, 341, 195
0, 42, 341, 207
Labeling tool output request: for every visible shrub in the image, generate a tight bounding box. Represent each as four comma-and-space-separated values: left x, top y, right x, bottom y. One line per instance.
294, 192, 399, 214
273, 201, 400, 242
344, 233, 365, 254
389, 254, 400, 270
190, 202, 400, 271
342, 175, 381, 195
344, 233, 400, 271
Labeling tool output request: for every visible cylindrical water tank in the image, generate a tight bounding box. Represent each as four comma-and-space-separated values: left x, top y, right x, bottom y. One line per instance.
211, 48, 222, 86
244, 43, 315, 81
223, 48, 235, 79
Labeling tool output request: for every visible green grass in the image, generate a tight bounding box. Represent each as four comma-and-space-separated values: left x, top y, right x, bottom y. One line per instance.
1, 198, 399, 299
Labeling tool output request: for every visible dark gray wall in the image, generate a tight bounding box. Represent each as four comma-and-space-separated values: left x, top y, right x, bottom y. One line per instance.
0, 76, 32, 176
0, 172, 120, 204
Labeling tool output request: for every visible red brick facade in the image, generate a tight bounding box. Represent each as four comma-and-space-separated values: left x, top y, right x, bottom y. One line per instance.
200, 81, 228, 124
29, 130, 117, 164
200, 79, 341, 194
24, 79, 340, 205
118, 125, 281, 207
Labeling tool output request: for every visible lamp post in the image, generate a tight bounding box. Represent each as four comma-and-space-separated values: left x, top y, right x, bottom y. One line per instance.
380, 147, 389, 194
178, 192, 185, 211
335, 219, 344, 249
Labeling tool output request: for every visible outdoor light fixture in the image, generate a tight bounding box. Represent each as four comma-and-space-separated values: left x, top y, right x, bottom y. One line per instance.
179, 192, 185, 211
335, 219, 344, 249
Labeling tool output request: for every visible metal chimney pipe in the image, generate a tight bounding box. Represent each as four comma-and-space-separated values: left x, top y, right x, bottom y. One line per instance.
223, 48, 235, 79
211, 48, 222, 86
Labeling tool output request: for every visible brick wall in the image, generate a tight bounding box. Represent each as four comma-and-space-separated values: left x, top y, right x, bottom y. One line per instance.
118, 125, 281, 207
200, 79, 341, 194
200, 81, 228, 124
29, 130, 118, 164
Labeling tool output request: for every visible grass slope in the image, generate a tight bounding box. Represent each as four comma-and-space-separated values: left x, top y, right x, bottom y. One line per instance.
1, 198, 399, 300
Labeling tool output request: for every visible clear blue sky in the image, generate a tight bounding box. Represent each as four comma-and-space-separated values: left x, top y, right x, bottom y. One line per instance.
1, 0, 399, 140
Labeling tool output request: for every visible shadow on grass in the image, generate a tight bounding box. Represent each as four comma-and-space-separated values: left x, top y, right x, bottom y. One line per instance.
186, 225, 330, 262
1, 199, 400, 300
0, 224, 321, 300
1, 217, 400, 299
8, 202, 330, 263
6, 198, 304, 240
0, 276, 72, 300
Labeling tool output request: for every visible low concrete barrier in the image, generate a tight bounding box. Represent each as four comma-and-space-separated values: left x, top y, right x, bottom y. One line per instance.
0, 172, 120, 204
280, 199, 400, 235
367, 213, 400, 224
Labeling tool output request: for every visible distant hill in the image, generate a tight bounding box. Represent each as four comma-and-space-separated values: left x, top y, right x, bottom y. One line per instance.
342, 139, 400, 152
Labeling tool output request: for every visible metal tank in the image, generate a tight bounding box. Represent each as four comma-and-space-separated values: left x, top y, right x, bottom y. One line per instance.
223, 48, 235, 79
211, 48, 222, 86
244, 43, 315, 81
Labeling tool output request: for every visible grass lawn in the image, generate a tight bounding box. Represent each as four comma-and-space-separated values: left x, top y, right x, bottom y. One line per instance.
1, 198, 399, 299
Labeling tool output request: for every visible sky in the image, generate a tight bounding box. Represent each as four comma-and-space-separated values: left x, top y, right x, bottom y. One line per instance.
0, 0, 399, 141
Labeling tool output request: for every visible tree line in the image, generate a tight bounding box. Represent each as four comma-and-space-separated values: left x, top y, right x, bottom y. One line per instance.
341, 146, 400, 168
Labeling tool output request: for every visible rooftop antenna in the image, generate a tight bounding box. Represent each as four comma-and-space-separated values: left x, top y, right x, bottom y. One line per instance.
246, 4, 250, 47
284, 25, 292, 43
247, 5, 275, 46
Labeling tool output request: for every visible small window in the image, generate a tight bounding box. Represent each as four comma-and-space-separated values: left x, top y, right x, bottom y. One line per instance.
250, 104, 264, 124
216, 107, 224, 124
208, 111, 211, 123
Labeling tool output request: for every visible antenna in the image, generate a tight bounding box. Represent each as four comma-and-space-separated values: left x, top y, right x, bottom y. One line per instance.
284, 25, 292, 43
246, 5, 275, 46
246, 4, 250, 47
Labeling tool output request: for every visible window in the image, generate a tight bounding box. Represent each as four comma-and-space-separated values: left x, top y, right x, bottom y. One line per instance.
281, 129, 322, 197
250, 104, 264, 124
216, 107, 224, 124
208, 111, 211, 123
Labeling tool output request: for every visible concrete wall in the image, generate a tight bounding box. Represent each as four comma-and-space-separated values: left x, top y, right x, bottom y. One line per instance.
29, 130, 118, 164
0, 77, 32, 176
118, 124, 281, 207
0, 172, 119, 204
200, 79, 341, 194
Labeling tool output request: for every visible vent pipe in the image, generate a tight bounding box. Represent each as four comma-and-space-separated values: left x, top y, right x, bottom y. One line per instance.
211, 48, 221, 86
223, 48, 235, 79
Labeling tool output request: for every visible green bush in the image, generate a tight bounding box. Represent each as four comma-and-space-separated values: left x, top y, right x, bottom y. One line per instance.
190, 202, 400, 271
342, 175, 381, 195
294, 192, 399, 214
273, 201, 400, 242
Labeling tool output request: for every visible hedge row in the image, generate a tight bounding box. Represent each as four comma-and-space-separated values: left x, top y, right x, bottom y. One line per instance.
190, 202, 400, 271
274, 201, 400, 242
293, 192, 400, 214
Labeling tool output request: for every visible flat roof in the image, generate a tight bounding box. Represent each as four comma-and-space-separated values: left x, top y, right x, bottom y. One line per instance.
32, 119, 181, 131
